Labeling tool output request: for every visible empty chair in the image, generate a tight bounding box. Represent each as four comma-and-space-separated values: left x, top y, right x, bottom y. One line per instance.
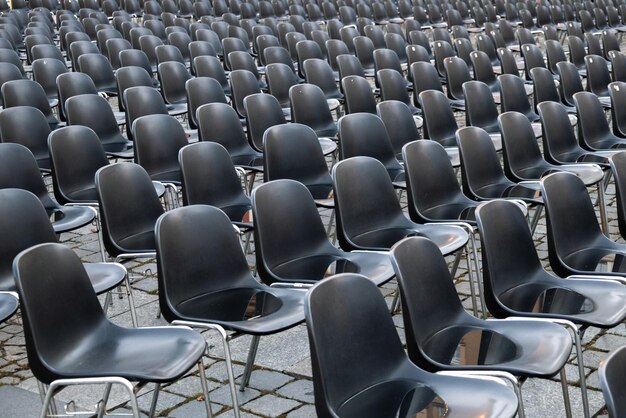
69, 39, 99, 71
156, 203, 305, 392
531, 66, 577, 117
411, 61, 464, 111
31, 43, 69, 67
0, 62, 23, 108
156, 44, 186, 65
341, 75, 376, 114
574, 91, 626, 150
538, 100, 619, 167
290, 83, 338, 139
338, 112, 404, 187
457, 126, 543, 212
377, 100, 420, 160
567, 35, 588, 77
119, 49, 157, 83
499, 73, 540, 134
197, 102, 263, 172
168, 31, 192, 64
609, 51, 626, 83
610, 81, 626, 137
304, 273, 518, 418
545, 39, 567, 75
599, 345, 626, 418
462, 81, 502, 145
0, 106, 52, 173
193, 55, 231, 95
390, 235, 575, 418
475, 199, 626, 418
377, 68, 418, 114
77, 53, 118, 96
66, 94, 133, 159
521, 43, 548, 80
0, 49, 26, 77
228, 50, 267, 89
265, 62, 300, 114
302, 58, 342, 103
444, 56, 473, 104
115, 65, 156, 113
123, 86, 169, 141
106, 37, 132, 70
185, 77, 227, 130
56, 71, 108, 123
157, 61, 190, 114
433, 40, 456, 79
252, 179, 396, 286
2, 79, 60, 129
296, 39, 325, 79
586, 54, 613, 99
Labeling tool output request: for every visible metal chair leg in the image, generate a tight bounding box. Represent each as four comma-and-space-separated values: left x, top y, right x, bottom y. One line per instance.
96, 383, 113, 418
560, 367, 573, 418
240, 335, 261, 391
149, 383, 161, 417
198, 359, 214, 418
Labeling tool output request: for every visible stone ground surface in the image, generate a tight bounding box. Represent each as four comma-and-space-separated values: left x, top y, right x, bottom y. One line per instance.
0, 26, 624, 418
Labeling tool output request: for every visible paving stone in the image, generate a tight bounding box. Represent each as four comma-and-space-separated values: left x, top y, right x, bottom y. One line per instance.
136, 389, 187, 415
286, 404, 317, 417
242, 394, 301, 417
235, 369, 294, 392
276, 379, 314, 404
167, 397, 223, 417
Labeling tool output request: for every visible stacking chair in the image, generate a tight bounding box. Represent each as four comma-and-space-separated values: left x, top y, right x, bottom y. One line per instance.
418, 89, 461, 165
538, 101, 621, 168
456, 126, 544, 230
586, 54, 613, 99
332, 156, 474, 305
95, 162, 163, 273
229, 69, 262, 119
77, 53, 118, 96
66, 94, 133, 159
391, 236, 576, 418
411, 61, 464, 110
609, 82, 626, 138
252, 179, 396, 286
377, 69, 419, 114
13, 242, 213, 418
185, 76, 227, 130
304, 273, 518, 418
599, 345, 626, 418
179, 142, 252, 234
243, 92, 286, 153
193, 55, 231, 95
31, 58, 66, 108
476, 199, 626, 418
302, 57, 343, 104
341, 74, 376, 114
462, 80, 503, 148
499, 73, 540, 134
197, 102, 263, 186
290, 83, 338, 139
0, 106, 52, 173
444, 56, 473, 103
229, 50, 267, 90
338, 112, 404, 188
265, 62, 300, 114
156, 204, 305, 393
531, 66, 577, 120
2, 79, 61, 129
574, 91, 626, 150
69, 39, 100, 71
157, 61, 190, 115
376, 100, 420, 160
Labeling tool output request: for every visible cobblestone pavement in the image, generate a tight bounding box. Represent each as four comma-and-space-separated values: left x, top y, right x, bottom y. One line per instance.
0, 172, 623, 417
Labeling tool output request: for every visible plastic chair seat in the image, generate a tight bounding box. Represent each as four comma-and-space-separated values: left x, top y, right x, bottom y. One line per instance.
514, 165, 604, 186
116, 229, 157, 253
318, 137, 338, 155
231, 154, 264, 172
50, 204, 96, 234
422, 319, 571, 376
273, 252, 394, 286
171, 286, 305, 335
45, 323, 206, 383
84, 262, 127, 294
166, 102, 187, 116
102, 140, 134, 159
61, 181, 165, 203
0, 293, 17, 323
474, 182, 542, 204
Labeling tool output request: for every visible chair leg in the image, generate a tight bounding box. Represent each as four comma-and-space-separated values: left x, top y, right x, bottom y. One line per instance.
449, 250, 463, 278
124, 272, 138, 328
96, 383, 113, 418
149, 383, 161, 417
559, 368, 573, 418
240, 335, 261, 391
528, 205, 543, 235
598, 182, 609, 236
326, 209, 336, 244
198, 359, 214, 418
468, 230, 488, 318
389, 286, 401, 315
463, 246, 479, 317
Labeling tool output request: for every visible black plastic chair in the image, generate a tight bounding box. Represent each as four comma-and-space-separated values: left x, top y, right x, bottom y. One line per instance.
586, 54, 613, 99
538, 100, 620, 167
193, 55, 231, 95
609, 82, 626, 139
289, 82, 338, 139
265, 62, 300, 114
13, 241, 213, 418
377, 68, 419, 114
391, 235, 575, 418
530, 66, 577, 118
229, 69, 262, 119
31, 58, 66, 108
341, 74, 377, 114
376, 100, 420, 160
1, 78, 61, 129
155, 204, 304, 392
95, 160, 164, 267
599, 345, 626, 418
444, 55, 473, 103
304, 272, 518, 418
338, 112, 404, 188
185, 76, 227, 130
132, 114, 186, 189
456, 126, 543, 227
462, 80, 503, 148
179, 142, 252, 233
243, 92, 286, 153
574, 91, 626, 150
251, 179, 395, 286
66, 94, 133, 159
609, 152, 626, 242
302, 57, 342, 104
0, 106, 52, 173
156, 61, 189, 115
229, 50, 267, 90
197, 102, 263, 181
476, 198, 626, 418
77, 53, 118, 96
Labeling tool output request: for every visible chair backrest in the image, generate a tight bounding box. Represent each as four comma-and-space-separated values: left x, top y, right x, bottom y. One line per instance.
338, 112, 403, 181
95, 162, 164, 256
540, 172, 605, 277
444, 56, 471, 100
599, 345, 626, 418
56, 71, 99, 122
574, 91, 615, 149
1, 79, 57, 127
0, 143, 58, 213
610, 152, 626, 240
305, 273, 410, 417
470, 50, 497, 87
133, 114, 187, 183
376, 100, 420, 157
264, 122, 332, 198
197, 102, 256, 157
0, 106, 52, 172
229, 69, 261, 118
456, 126, 510, 198
193, 55, 230, 93
265, 62, 299, 107
0, 188, 58, 292
498, 111, 547, 181
115, 65, 154, 112
157, 60, 191, 104
538, 101, 585, 164
185, 76, 227, 130
499, 73, 536, 120
585, 54, 612, 96
475, 199, 548, 317
390, 235, 468, 368
433, 40, 455, 78
123, 86, 168, 140
251, 179, 340, 284
13, 242, 109, 384
66, 93, 126, 152
567, 35, 587, 70
377, 68, 412, 106
48, 125, 109, 205
531, 66, 561, 110
179, 142, 251, 220
610, 81, 626, 137
419, 89, 458, 146
244, 92, 286, 152
610, 51, 626, 83
411, 62, 445, 107
289, 83, 336, 137
302, 58, 341, 99
77, 53, 116, 94
69, 39, 99, 70
463, 80, 499, 132
105, 37, 131, 69
155, 204, 259, 323
332, 156, 412, 251
341, 74, 376, 114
